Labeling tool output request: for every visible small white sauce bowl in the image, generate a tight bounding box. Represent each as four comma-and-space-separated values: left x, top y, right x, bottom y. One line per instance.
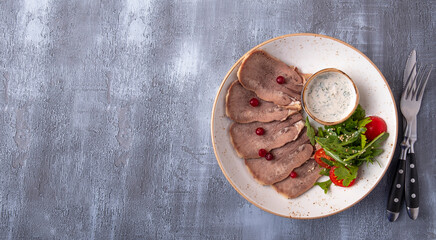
302, 68, 359, 126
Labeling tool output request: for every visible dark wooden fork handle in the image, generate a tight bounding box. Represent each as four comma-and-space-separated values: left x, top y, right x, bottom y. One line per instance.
405, 152, 419, 219
387, 158, 406, 222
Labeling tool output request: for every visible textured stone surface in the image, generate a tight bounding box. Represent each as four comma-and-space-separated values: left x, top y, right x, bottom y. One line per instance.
0, 0, 435, 239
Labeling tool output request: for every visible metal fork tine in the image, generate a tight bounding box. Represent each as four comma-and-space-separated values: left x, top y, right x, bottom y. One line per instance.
404, 62, 417, 98
412, 65, 426, 99
406, 65, 420, 99
417, 64, 433, 101
404, 62, 417, 88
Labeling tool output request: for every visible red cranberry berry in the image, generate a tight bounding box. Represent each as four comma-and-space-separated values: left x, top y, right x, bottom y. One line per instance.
249, 98, 259, 107
255, 127, 265, 135
265, 152, 274, 161
290, 171, 298, 178
276, 76, 285, 84
258, 149, 267, 157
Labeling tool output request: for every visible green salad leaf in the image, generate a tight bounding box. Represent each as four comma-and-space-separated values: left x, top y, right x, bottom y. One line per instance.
320, 157, 334, 167
314, 180, 332, 194
308, 104, 389, 193
319, 168, 330, 176
305, 117, 316, 145
360, 134, 367, 149
358, 117, 372, 129
333, 165, 358, 187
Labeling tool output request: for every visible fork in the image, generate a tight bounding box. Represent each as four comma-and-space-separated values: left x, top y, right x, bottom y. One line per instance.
387, 63, 433, 222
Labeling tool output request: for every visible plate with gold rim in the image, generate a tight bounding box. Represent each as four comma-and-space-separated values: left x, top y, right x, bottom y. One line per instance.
211, 33, 398, 219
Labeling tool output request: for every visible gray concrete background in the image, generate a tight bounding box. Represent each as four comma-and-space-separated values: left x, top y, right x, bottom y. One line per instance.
0, 0, 435, 239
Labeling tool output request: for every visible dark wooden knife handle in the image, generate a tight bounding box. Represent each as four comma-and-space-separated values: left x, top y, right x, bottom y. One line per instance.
387, 158, 406, 221
405, 153, 419, 209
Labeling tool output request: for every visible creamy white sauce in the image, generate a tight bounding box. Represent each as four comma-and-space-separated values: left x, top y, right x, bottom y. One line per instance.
304, 71, 357, 123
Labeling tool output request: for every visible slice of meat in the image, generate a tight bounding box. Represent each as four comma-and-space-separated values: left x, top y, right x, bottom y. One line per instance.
230, 114, 304, 159
273, 159, 322, 199
238, 50, 303, 108
225, 80, 299, 123
294, 67, 312, 85
244, 136, 313, 185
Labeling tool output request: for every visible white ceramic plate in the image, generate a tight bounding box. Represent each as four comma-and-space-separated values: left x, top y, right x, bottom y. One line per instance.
211, 33, 398, 219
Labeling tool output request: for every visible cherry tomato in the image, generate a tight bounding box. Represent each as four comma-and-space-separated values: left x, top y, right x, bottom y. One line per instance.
329, 166, 356, 187
314, 148, 334, 169
365, 116, 387, 141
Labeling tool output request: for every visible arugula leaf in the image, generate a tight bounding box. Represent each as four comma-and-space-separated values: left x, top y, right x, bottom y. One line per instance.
358, 117, 372, 129
321, 157, 334, 167
305, 117, 316, 145
316, 135, 353, 159
351, 104, 365, 120
336, 126, 342, 135
343, 118, 358, 131
371, 148, 384, 157
370, 132, 390, 148
360, 134, 367, 149
319, 168, 330, 176
333, 165, 358, 186
327, 105, 366, 135
339, 128, 365, 146
314, 180, 332, 194
318, 127, 325, 137
344, 132, 389, 162
315, 139, 348, 165
325, 128, 339, 137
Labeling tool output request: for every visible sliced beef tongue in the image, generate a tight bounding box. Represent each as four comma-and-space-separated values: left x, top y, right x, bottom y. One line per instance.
244, 134, 313, 185
230, 114, 304, 159
273, 159, 322, 199
226, 80, 299, 123
237, 50, 303, 108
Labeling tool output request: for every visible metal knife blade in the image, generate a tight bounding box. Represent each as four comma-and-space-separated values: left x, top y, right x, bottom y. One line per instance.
403, 50, 416, 132
403, 50, 416, 89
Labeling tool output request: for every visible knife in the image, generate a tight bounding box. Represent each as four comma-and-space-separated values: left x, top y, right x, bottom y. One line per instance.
402, 50, 419, 220
386, 50, 416, 222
